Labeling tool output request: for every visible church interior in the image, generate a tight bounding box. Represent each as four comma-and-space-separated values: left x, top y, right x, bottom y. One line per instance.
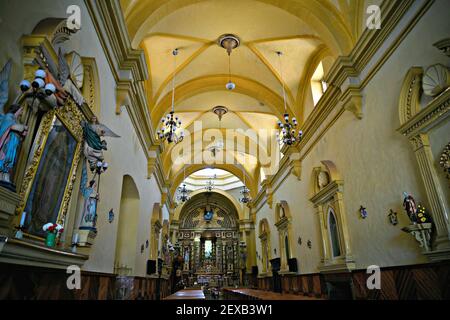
0, 0, 449, 301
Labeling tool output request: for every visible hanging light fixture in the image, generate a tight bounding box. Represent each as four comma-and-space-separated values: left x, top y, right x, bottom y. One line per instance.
239, 166, 251, 204
208, 106, 228, 157
218, 34, 240, 90
157, 49, 184, 144
177, 167, 190, 203
275, 51, 303, 146
205, 174, 216, 192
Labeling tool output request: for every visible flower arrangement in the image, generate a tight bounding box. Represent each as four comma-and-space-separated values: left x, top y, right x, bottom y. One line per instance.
42, 223, 64, 247
42, 223, 64, 234
416, 205, 429, 224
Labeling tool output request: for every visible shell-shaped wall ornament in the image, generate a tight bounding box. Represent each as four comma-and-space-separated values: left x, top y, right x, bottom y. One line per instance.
422, 64, 450, 97
65, 51, 84, 89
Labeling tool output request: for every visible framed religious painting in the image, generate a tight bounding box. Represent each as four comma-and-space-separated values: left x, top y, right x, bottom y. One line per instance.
17, 99, 84, 239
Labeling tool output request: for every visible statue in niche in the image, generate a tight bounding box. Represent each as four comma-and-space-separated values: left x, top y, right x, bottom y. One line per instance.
82, 116, 119, 171
318, 170, 330, 189
0, 60, 28, 190
403, 192, 418, 224
78, 160, 99, 231
162, 234, 174, 266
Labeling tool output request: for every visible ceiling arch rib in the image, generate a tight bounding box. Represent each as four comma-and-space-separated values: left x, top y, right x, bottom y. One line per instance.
123, 0, 354, 55
162, 126, 275, 173
151, 74, 295, 130
170, 163, 258, 199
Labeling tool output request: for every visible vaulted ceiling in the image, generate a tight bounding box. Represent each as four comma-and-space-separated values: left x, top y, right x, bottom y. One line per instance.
119, 0, 367, 194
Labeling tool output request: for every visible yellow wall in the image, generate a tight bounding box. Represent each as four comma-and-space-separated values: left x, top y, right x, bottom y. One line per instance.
0, 0, 163, 275
255, 0, 450, 274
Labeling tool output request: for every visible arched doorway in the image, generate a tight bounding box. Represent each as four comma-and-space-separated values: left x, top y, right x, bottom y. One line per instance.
114, 175, 140, 275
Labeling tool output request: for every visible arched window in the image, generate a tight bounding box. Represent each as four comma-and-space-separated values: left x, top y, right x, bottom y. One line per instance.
310, 61, 327, 106
328, 208, 341, 258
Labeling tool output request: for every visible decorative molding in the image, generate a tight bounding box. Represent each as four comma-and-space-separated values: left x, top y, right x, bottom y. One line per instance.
310, 162, 355, 273
433, 38, 450, 57
398, 67, 450, 259
341, 86, 363, 119
399, 88, 449, 138
0, 238, 88, 269
402, 223, 433, 252
439, 142, 450, 182
84, 0, 169, 195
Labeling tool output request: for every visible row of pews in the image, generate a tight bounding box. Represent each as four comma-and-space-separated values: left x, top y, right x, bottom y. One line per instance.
223, 288, 324, 300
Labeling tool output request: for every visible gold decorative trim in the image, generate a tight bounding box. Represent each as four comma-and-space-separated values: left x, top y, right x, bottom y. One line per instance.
15, 98, 85, 234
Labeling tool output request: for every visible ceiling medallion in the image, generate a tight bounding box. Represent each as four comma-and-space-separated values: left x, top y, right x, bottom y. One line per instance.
212, 105, 228, 120
218, 34, 240, 53
218, 34, 240, 91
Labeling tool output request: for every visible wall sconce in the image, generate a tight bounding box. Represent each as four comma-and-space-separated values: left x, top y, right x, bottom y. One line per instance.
359, 205, 368, 219
140, 244, 144, 254
297, 237, 302, 246
146, 240, 149, 248
108, 209, 114, 223
388, 209, 398, 225
307, 240, 312, 249
274, 248, 277, 255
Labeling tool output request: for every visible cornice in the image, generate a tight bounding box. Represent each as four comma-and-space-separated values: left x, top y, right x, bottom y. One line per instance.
398, 88, 450, 138
85, 0, 168, 193
310, 180, 344, 206
253, 0, 434, 216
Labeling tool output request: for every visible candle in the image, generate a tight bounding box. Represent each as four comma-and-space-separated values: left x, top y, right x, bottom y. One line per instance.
73, 233, 79, 244
19, 212, 26, 227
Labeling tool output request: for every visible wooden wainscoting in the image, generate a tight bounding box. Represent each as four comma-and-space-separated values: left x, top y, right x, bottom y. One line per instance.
0, 263, 170, 300
257, 262, 450, 300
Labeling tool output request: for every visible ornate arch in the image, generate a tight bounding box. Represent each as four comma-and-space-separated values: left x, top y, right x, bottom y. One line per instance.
274, 201, 295, 272
310, 160, 354, 273
398, 67, 424, 126
169, 164, 257, 199
174, 189, 244, 221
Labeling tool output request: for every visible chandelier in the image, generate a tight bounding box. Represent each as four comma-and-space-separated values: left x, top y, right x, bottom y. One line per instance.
219, 34, 240, 90
157, 49, 184, 144
239, 167, 251, 204
177, 183, 190, 203
275, 51, 303, 146
177, 167, 190, 203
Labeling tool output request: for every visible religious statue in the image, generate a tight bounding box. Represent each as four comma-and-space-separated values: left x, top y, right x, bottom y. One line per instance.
162, 234, 175, 266
0, 60, 28, 189
204, 206, 214, 222
403, 192, 418, 224
318, 170, 330, 189
79, 161, 99, 231
82, 116, 119, 171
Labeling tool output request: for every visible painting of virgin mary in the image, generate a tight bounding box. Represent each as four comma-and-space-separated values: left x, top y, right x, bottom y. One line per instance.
24, 117, 77, 237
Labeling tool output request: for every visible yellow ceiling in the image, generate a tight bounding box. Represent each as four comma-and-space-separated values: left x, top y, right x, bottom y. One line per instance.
119, 0, 365, 191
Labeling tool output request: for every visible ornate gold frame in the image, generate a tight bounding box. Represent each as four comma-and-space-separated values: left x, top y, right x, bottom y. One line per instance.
15, 98, 85, 240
